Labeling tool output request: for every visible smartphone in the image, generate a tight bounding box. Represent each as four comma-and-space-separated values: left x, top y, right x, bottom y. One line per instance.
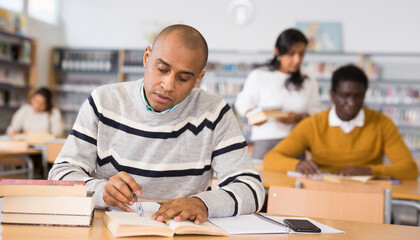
284, 219, 321, 232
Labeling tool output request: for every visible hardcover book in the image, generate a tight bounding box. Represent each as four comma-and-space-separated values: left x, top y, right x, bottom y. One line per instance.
0, 179, 86, 197
246, 108, 286, 125
1, 192, 95, 227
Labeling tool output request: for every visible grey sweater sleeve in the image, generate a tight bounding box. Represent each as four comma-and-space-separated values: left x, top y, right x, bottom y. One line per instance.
193, 109, 265, 217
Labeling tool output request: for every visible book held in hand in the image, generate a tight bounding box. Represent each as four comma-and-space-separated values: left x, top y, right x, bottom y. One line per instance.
0, 179, 86, 197
246, 108, 286, 125
103, 212, 228, 237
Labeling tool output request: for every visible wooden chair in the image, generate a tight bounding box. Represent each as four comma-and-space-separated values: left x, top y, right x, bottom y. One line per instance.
267, 178, 392, 224
42, 138, 66, 178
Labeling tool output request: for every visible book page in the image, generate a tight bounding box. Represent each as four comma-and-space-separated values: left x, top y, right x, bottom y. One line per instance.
168, 220, 228, 236
208, 214, 288, 234
104, 212, 173, 237
108, 201, 161, 214
105, 212, 166, 227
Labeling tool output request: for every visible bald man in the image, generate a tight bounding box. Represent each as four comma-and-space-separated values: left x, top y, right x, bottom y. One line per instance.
48, 24, 264, 224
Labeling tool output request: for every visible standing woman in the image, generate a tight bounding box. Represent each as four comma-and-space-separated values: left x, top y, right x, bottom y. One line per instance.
235, 28, 322, 160
7, 87, 64, 137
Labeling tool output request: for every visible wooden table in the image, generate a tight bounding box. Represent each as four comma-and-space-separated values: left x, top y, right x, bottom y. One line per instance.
257, 167, 420, 201
1, 210, 420, 240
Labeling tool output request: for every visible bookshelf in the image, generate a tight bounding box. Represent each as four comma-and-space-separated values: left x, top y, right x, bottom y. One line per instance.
50, 48, 120, 133
0, 31, 37, 133
50, 48, 145, 134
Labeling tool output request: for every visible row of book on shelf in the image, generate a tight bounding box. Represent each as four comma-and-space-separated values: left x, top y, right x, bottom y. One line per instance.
319, 85, 420, 105
0, 39, 32, 64
202, 60, 379, 80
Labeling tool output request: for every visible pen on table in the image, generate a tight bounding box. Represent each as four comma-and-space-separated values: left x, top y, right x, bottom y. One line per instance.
255, 212, 290, 232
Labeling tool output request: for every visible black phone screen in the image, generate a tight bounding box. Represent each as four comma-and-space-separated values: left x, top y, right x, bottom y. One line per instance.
284, 219, 321, 232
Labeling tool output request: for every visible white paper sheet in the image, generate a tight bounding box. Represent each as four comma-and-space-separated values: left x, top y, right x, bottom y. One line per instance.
208, 214, 289, 234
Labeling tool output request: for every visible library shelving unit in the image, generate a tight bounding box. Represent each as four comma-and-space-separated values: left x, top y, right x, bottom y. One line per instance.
119, 49, 145, 82
50, 48, 145, 134
50, 48, 120, 133
0, 31, 37, 133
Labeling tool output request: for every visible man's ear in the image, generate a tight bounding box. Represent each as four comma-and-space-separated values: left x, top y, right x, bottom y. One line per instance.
143, 46, 152, 67
194, 71, 206, 88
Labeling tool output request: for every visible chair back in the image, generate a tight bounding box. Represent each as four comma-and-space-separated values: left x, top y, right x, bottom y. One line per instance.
267, 183, 388, 224
44, 140, 65, 164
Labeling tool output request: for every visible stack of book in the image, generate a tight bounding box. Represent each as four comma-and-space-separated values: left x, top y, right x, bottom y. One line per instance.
0, 179, 95, 226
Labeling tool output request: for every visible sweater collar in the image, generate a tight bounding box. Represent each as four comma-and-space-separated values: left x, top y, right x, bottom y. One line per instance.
329, 105, 364, 134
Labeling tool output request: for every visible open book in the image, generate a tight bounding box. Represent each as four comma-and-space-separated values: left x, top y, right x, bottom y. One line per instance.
287, 171, 373, 183
246, 108, 286, 125
103, 212, 228, 237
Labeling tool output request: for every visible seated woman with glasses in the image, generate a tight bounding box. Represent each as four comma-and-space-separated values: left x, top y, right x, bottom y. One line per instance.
263, 64, 418, 180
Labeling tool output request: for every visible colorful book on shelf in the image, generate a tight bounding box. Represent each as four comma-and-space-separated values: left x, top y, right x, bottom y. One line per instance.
103, 212, 228, 237
0, 179, 87, 197
246, 108, 287, 125
1, 192, 95, 227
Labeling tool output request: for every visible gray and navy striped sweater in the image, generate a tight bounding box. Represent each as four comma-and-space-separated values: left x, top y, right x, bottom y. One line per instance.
48, 79, 264, 217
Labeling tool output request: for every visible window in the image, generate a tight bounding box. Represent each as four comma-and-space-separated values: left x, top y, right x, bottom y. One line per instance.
28, 0, 58, 25
0, 0, 24, 13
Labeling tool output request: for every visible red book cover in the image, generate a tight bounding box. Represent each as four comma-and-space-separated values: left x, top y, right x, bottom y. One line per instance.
0, 179, 85, 186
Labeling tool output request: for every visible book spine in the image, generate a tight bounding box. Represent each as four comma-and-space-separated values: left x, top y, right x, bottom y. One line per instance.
0, 179, 85, 186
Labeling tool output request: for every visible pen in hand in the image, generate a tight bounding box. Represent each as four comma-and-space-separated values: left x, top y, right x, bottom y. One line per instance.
132, 192, 144, 216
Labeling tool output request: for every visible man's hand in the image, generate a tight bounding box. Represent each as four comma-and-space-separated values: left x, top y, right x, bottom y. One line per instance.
103, 171, 142, 212
152, 197, 208, 225
336, 166, 373, 176
296, 160, 320, 176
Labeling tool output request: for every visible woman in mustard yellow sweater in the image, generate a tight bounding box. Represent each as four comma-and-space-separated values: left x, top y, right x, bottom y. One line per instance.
264, 65, 418, 180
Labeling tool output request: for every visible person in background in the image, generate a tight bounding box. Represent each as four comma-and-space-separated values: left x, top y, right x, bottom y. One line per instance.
6, 87, 64, 137
48, 24, 264, 224
264, 64, 418, 180
234, 28, 322, 161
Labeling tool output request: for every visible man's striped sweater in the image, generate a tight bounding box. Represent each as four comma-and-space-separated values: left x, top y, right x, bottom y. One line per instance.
48, 79, 264, 217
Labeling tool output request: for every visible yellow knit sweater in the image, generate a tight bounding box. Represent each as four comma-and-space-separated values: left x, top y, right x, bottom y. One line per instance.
264, 108, 418, 180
